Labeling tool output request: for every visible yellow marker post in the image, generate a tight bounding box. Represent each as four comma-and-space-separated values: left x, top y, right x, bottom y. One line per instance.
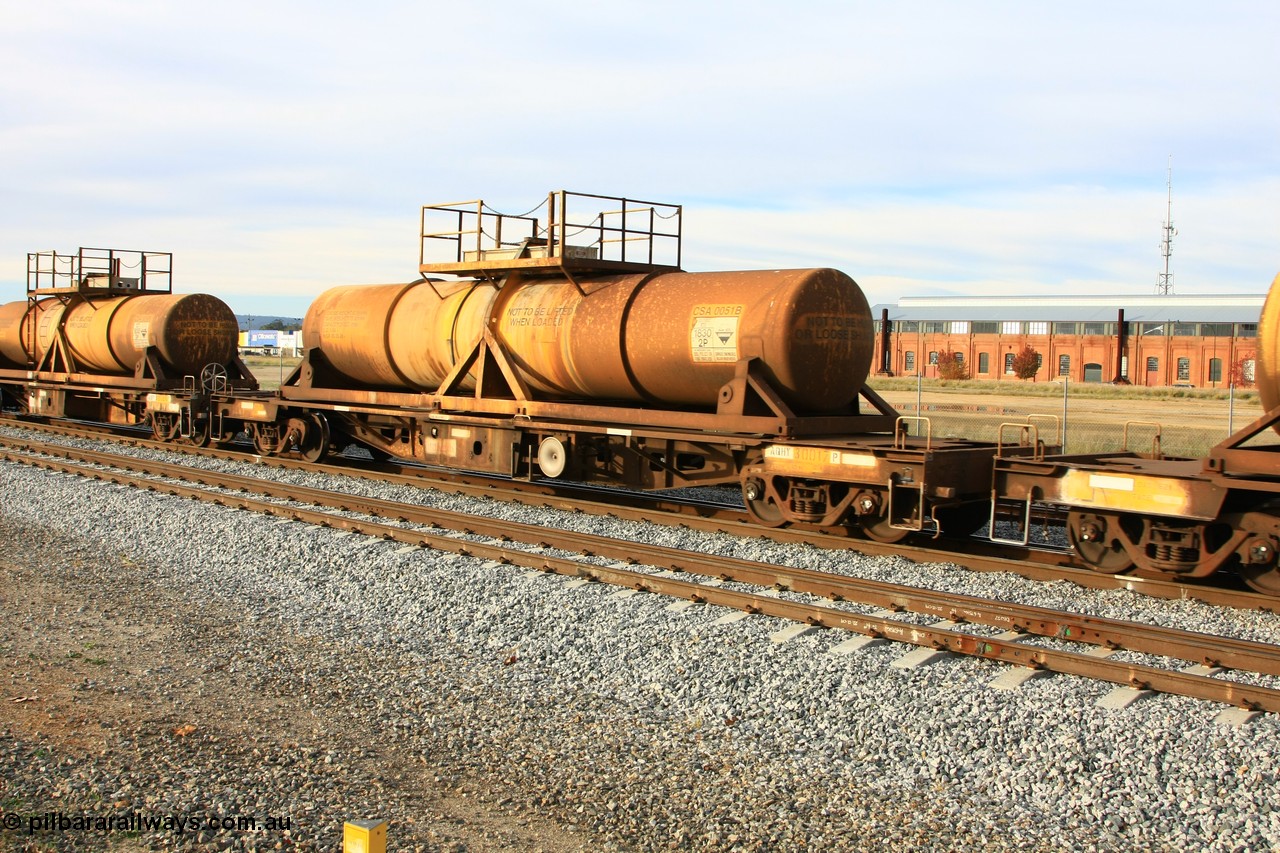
343, 819, 387, 853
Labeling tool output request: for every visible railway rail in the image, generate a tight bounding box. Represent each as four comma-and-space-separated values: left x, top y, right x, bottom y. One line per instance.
4, 431, 1280, 713
2, 414, 1272, 613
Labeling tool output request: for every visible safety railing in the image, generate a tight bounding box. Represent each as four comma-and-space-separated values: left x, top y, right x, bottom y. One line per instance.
420, 191, 682, 272
27, 248, 173, 294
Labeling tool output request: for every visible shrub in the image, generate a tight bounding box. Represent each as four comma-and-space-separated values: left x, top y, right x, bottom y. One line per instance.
1230, 356, 1256, 388
1011, 346, 1040, 381
935, 352, 969, 381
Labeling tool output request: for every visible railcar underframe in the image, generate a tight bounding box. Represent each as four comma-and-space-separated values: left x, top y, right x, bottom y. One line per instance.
992, 405, 1280, 593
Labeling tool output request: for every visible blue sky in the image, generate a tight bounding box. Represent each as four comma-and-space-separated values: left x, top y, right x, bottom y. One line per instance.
2, 1, 1276, 317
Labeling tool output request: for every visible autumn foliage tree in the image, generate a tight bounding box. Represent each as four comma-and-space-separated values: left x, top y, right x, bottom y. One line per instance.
1230, 356, 1256, 388
1010, 345, 1041, 381
935, 351, 969, 380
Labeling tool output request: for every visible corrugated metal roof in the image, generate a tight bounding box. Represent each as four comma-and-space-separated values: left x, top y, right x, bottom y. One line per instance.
870, 293, 1264, 324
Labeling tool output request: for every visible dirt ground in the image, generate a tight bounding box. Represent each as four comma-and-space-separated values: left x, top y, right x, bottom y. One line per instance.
0, 540, 588, 852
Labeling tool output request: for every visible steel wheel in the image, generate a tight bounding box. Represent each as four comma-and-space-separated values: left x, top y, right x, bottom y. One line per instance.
298, 413, 330, 463
935, 503, 992, 538
1239, 563, 1280, 596
251, 424, 278, 456
150, 413, 180, 442
742, 477, 786, 528
1067, 511, 1134, 573
184, 419, 211, 448
861, 516, 912, 544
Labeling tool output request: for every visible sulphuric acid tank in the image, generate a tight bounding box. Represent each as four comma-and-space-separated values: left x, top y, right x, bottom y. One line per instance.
0, 293, 239, 375
1255, 272, 1280, 419
301, 268, 873, 412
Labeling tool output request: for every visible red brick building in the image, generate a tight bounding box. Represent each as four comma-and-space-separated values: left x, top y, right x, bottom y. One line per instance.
870, 292, 1264, 387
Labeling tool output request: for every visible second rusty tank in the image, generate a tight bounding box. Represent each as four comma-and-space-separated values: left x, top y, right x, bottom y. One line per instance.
0, 292, 240, 376
302, 267, 874, 413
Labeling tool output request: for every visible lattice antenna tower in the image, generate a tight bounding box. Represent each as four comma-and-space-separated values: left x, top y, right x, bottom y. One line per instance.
1156, 157, 1176, 295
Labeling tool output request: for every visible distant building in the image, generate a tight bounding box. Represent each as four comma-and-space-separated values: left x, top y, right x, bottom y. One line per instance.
238, 330, 304, 356
870, 292, 1263, 387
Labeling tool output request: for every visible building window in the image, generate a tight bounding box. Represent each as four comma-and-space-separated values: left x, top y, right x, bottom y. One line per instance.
949, 321, 970, 334
954, 352, 965, 365
1140, 323, 1165, 336
1244, 359, 1256, 382
1177, 357, 1191, 381
924, 321, 946, 334
1146, 356, 1159, 373
1001, 321, 1022, 335
1209, 358, 1223, 383
898, 321, 919, 333
1201, 323, 1233, 337
1082, 322, 1109, 336
1238, 323, 1258, 339
1120, 355, 1129, 380
929, 351, 939, 365
1036, 354, 1043, 369
978, 352, 989, 374
904, 351, 915, 372
1059, 354, 1071, 376
1027, 322, 1049, 335
1052, 322, 1078, 335
1004, 352, 1016, 374
973, 322, 998, 334
1173, 323, 1197, 337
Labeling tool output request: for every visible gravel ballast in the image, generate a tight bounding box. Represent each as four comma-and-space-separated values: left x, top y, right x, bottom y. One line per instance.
2, 430, 1280, 851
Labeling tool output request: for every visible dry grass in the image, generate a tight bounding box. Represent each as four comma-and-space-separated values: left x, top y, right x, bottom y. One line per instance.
869, 375, 1260, 403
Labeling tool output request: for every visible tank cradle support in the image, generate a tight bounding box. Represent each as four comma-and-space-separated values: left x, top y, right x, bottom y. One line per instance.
1203, 403, 1280, 482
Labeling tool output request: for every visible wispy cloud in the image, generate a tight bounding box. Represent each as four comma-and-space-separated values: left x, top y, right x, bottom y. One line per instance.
2, 1, 1276, 316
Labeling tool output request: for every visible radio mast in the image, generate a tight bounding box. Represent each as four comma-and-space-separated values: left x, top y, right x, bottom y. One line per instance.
1156, 157, 1176, 295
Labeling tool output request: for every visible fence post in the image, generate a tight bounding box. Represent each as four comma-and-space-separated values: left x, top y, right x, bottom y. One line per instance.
916, 370, 923, 436
1229, 381, 1235, 436
1062, 376, 1069, 453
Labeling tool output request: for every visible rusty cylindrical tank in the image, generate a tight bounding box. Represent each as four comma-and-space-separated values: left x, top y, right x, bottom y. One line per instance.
0, 293, 239, 375
1255, 272, 1280, 420
301, 280, 499, 390
302, 268, 873, 412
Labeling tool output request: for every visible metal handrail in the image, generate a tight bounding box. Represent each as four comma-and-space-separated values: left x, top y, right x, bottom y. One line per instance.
27, 248, 172, 293
420, 190, 682, 270
1123, 420, 1164, 457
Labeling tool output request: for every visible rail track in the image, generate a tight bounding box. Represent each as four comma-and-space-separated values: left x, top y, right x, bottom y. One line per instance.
4, 429, 1280, 714
2, 414, 1272, 612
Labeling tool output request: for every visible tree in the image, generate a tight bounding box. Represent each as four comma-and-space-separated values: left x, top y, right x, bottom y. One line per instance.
1230, 355, 1256, 388
263, 319, 302, 332
1011, 345, 1040, 381
935, 351, 969, 381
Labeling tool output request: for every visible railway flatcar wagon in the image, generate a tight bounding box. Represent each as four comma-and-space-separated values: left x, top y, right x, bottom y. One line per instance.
229, 192, 1021, 541
0, 248, 256, 442
991, 272, 1280, 594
